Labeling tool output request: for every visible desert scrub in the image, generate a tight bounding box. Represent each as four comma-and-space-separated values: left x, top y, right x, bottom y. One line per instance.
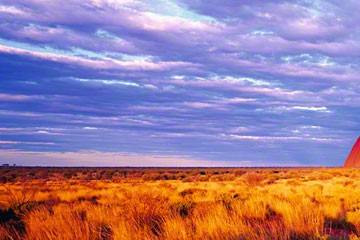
0, 168, 360, 239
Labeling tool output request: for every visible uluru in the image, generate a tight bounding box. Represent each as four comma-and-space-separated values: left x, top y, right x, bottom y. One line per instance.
344, 137, 360, 167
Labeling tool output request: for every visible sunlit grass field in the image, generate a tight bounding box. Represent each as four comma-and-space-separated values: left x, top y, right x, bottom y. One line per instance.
1, 167, 360, 240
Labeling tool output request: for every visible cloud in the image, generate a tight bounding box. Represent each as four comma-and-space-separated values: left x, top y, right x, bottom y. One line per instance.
0, 24, 138, 54
0, 140, 55, 145
291, 106, 331, 113
264, 106, 332, 113
222, 134, 339, 143
0, 5, 25, 15
0, 43, 198, 71
0, 149, 255, 167
0, 0, 358, 166
0, 93, 40, 101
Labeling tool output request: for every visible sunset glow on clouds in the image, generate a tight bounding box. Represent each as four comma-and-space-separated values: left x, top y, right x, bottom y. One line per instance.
0, 0, 359, 166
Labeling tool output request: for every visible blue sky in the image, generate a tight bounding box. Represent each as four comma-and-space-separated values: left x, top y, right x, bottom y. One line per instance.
0, 0, 359, 166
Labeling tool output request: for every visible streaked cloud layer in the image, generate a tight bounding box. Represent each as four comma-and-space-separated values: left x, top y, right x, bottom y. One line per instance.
0, 0, 359, 166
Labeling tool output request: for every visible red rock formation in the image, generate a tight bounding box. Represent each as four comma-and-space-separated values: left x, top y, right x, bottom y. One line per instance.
344, 137, 360, 167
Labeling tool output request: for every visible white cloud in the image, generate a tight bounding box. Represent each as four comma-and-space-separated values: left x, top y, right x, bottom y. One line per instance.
0, 140, 55, 145
263, 106, 331, 113
0, 149, 253, 167
0, 5, 25, 15
292, 106, 331, 112
83, 126, 98, 130
0, 44, 197, 71
221, 134, 337, 143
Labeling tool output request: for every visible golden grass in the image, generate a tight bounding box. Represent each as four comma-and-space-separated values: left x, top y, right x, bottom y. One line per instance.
1, 168, 360, 239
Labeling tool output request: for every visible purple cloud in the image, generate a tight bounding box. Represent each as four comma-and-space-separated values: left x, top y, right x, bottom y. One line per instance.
0, 0, 359, 166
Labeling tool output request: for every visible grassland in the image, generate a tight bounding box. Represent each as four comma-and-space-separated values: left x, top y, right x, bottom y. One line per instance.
1, 167, 360, 240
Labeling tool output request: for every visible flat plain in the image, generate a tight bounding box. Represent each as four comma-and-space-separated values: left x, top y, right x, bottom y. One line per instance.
1, 167, 360, 240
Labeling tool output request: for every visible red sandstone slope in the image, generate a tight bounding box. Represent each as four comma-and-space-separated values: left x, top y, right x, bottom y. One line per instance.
344, 137, 360, 167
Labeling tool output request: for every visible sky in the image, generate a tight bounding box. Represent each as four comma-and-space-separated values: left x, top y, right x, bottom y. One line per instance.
0, 0, 359, 167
